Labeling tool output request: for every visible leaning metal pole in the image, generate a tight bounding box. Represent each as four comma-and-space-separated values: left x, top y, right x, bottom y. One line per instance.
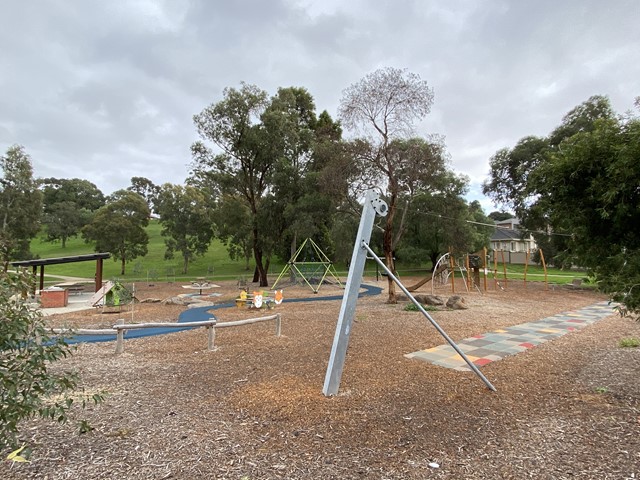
361, 242, 497, 392
323, 189, 388, 396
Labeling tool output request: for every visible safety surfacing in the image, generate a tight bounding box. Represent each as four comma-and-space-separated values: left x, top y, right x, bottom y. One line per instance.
405, 301, 616, 371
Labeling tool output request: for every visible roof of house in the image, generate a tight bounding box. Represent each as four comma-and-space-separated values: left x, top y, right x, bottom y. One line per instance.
491, 228, 527, 241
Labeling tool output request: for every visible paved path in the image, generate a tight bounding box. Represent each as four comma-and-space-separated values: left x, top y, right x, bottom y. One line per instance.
405, 301, 616, 371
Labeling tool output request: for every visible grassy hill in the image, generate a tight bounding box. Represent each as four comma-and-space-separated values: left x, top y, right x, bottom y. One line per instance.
27, 220, 580, 286
29, 220, 266, 283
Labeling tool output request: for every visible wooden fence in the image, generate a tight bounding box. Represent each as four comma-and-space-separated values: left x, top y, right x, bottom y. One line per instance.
50, 313, 282, 354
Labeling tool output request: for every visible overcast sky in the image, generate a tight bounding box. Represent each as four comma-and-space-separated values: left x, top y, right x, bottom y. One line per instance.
1, 0, 638, 211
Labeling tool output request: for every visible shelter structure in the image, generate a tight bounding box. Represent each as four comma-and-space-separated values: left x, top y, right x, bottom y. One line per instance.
11, 253, 111, 293
272, 238, 342, 293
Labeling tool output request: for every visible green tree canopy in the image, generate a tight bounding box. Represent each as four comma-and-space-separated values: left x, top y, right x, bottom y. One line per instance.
0, 145, 42, 268
483, 95, 640, 315
399, 177, 492, 268
488, 211, 515, 221
39, 178, 105, 248
154, 183, 215, 274
82, 190, 149, 275
191, 83, 339, 286
40, 178, 105, 212
128, 176, 160, 214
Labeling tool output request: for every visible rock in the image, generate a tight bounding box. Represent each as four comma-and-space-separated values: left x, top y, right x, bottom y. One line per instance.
446, 295, 468, 310
140, 298, 162, 303
414, 294, 444, 306
162, 296, 191, 305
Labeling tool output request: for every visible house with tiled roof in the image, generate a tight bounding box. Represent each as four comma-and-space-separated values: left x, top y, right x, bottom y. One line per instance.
490, 218, 537, 255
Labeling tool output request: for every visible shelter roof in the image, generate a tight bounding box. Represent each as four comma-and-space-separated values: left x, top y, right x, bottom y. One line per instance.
11, 253, 111, 268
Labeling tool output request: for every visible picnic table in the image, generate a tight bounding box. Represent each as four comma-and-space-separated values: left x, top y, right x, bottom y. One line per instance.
182, 281, 220, 295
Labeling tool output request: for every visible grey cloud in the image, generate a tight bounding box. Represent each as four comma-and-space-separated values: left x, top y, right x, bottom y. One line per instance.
0, 0, 638, 206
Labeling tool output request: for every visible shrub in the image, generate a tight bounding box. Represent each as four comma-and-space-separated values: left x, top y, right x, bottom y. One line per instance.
0, 269, 102, 451
619, 337, 640, 348
404, 302, 437, 312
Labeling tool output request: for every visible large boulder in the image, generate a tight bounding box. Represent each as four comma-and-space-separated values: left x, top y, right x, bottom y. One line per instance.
162, 296, 193, 306
446, 295, 468, 310
140, 298, 162, 304
413, 294, 445, 306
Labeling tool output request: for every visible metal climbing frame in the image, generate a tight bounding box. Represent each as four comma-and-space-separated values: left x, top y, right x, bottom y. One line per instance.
323, 190, 496, 396
272, 238, 343, 293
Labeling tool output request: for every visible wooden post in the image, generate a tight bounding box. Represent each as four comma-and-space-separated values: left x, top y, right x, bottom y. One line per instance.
207, 323, 216, 351
465, 254, 471, 290
539, 248, 548, 290
96, 257, 104, 293
115, 319, 125, 354
524, 250, 530, 288
494, 251, 498, 290
275, 313, 282, 337
501, 250, 508, 289
483, 247, 488, 292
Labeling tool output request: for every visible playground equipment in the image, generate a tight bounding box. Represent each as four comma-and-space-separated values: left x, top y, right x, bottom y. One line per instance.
235, 290, 284, 309
409, 246, 550, 294
490, 248, 548, 291
89, 280, 137, 312
323, 190, 496, 396
272, 238, 343, 293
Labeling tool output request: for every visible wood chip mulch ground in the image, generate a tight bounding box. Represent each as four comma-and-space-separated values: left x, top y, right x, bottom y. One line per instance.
3, 279, 639, 479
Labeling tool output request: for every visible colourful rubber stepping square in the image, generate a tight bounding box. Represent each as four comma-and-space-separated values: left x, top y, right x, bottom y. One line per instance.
420, 350, 455, 360
464, 339, 494, 347
503, 329, 530, 336
484, 354, 504, 361
432, 359, 465, 368
465, 347, 499, 358
519, 342, 535, 348
473, 358, 493, 366
421, 346, 449, 354
495, 338, 525, 344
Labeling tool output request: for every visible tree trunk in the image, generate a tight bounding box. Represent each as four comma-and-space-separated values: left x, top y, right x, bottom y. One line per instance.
289, 233, 297, 282
248, 216, 270, 286
120, 257, 126, 275
430, 252, 440, 271
182, 255, 189, 275
253, 247, 269, 286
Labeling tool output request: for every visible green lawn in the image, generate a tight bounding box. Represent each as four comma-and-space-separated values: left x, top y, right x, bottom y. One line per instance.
27, 224, 585, 286
29, 221, 267, 283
